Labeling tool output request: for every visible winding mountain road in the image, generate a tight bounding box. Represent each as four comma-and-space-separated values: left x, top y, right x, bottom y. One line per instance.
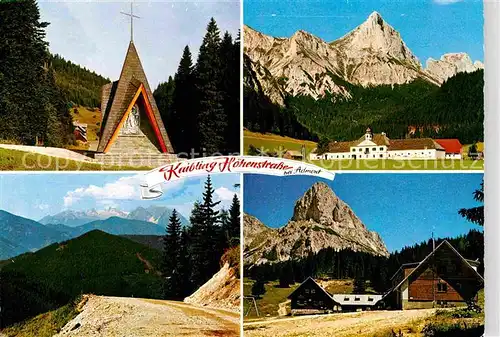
244, 309, 437, 337
55, 295, 240, 337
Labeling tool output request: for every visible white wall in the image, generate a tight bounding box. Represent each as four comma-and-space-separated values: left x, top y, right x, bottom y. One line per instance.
388, 149, 438, 160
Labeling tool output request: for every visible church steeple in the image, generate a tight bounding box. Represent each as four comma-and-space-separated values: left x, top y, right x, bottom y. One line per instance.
365, 127, 373, 141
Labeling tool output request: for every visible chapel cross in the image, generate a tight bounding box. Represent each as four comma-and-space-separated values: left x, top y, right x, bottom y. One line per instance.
120, 2, 140, 42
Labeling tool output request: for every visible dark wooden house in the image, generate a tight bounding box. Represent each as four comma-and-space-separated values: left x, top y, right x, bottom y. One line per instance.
383, 240, 483, 310
287, 277, 337, 314
288, 277, 383, 314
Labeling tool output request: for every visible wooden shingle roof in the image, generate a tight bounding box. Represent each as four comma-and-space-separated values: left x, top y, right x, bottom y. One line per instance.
386, 240, 484, 297
98, 42, 174, 153
389, 138, 444, 151
354, 133, 391, 147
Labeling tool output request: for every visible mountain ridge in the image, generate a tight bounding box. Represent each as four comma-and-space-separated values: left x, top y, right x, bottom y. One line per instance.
244, 12, 483, 103
0, 208, 178, 260
243, 182, 388, 267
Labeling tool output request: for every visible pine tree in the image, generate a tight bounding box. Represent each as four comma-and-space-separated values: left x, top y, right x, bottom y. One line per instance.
172, 46, 197, 154
0, 1, 76, 145
154, 76, 175, 142
189, 176, 222, 288
251, 279, 266, 298
353, 275, 366, 294
218, 31, 240, 154
162, 209, 183, 299
279, 262, 294, 288
459, 180, 484, 226
219, 209, 231, 249
0, 0, 50, 144
178, 227, 193, 297
228, 194, 241, 246
196, 18, 226, 155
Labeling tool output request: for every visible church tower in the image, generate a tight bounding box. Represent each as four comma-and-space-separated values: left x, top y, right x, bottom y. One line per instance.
365, 127, 373, 141
96, 4, 176, 166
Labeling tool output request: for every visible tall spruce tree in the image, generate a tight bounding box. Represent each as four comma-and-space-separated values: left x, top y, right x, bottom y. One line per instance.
0, 0, 74, 145
218, 31, 240, 154
196, 18, 226, 155
154, 76, 175, 141
162, 209, 183, 299
172, 46, 197, 155
228, 194, 241, 246
0, 0, 49, 144
178, 227, 193, 297
189, 176, 222, 288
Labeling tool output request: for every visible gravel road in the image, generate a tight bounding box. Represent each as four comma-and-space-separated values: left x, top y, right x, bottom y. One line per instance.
244, 309, 437, 337
55, 295, 240, 337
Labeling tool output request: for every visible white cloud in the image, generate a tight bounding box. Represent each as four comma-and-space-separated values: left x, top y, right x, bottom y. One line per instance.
64, 175, 142, 207
214, 187, 236, 202
36, 203, 50, 211
63, 174, 186, 208
433, 0, 464, 5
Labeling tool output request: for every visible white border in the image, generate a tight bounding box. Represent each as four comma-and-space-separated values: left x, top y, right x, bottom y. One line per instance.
484, 1, 499, 336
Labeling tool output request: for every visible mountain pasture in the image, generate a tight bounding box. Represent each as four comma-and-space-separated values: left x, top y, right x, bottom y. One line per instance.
244, 290, 484, 337
244, 130, 317, 156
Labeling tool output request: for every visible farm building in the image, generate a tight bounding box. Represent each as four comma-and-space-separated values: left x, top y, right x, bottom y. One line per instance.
310, 128, 450, 161
383, 240, 483, 310
73, 122, 88, 142
435, 139, 463, 159
283, 150, 304, 160
287, 277, 382, 315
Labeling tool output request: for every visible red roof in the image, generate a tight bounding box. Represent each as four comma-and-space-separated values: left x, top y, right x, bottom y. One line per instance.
435, 139, 462, 154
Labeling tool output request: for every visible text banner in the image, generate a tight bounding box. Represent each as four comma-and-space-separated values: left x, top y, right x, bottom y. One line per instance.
140, 156, 335, 199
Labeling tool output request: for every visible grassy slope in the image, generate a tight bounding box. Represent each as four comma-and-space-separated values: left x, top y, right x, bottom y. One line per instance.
244, 278, 359, 319
244, 130, 317, 155
69, 106, 102, 149
1, 299, 80, 337
0, 230, 163, 327
0, 148, 151, 171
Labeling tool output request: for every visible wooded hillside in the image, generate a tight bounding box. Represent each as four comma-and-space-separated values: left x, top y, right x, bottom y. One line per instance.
244, 70, 484, 145
50, 54, 110, 108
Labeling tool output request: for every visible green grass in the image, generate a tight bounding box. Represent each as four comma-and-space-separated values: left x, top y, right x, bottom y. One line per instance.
0, 148, 152, 171
244, 130, 317, 155
1, 298, 81, 337
243, 278, 299, 319
69, 106, 102, 149
243, 278, 358, 319
1, 230, 163, 327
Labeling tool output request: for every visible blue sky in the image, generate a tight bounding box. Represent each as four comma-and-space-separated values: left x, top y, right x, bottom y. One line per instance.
0, 173, 240, 221
244, 0, 483, 64
244, 173, 483, 252
39, 1, 240, 89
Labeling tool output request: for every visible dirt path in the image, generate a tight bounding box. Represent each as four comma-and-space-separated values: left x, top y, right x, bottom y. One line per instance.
244, 309, 437, 337
0, 144, 94, 162
55, 295, 240, 337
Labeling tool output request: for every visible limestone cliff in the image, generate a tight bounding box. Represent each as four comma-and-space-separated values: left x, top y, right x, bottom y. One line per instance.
244, 182, 389, 267
244, 11, 482, 103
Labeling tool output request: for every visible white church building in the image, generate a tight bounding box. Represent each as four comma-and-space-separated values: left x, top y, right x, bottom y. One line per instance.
310, 128, 462, 161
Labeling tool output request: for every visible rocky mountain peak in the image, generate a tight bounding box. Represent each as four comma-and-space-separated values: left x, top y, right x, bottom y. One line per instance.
292, 182, 340, 223
243, 182, 389, 267
425, 52, 484, 83
366, 11, 384, 27
337, 12, 420, 68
